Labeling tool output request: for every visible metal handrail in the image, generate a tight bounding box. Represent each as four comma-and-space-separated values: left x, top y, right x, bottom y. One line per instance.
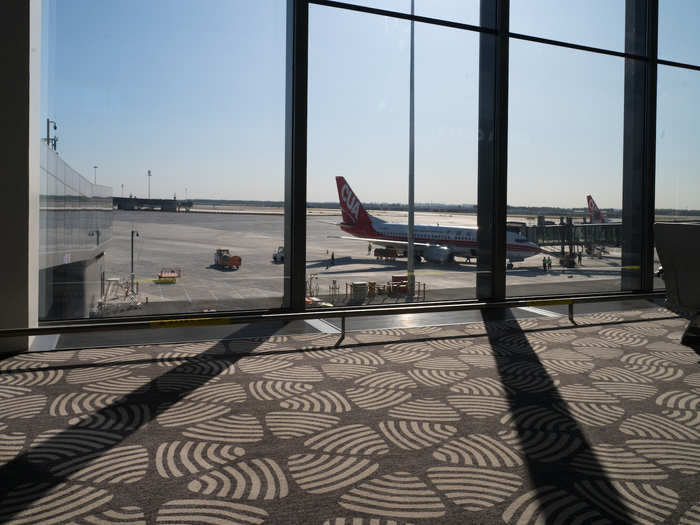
0, 291, 666, 345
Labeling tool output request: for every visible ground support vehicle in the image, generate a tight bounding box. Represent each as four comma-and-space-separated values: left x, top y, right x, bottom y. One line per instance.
214, 249, 241, 270
153, 268, 181, 284
374, 248, 398, 261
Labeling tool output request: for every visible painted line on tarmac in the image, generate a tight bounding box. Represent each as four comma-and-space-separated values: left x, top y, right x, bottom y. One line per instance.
305, 319, 341, 334
517, 306, 562, 318
226, 284, 243, 299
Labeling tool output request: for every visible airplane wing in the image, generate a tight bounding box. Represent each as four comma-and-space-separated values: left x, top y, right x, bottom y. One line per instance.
328, 235, 433, 248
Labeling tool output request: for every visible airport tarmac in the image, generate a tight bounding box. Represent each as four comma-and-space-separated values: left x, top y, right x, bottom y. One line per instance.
98, 209, 660, 319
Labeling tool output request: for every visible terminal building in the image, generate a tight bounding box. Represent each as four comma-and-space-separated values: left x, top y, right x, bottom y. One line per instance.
38, 143, 112, 320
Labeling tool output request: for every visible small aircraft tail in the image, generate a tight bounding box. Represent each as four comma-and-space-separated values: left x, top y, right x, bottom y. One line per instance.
587, 195, 608, 223
335, 177, 375, 229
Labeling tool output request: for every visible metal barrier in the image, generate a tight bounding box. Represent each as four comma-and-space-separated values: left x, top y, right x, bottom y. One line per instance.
0, 291, 666, 349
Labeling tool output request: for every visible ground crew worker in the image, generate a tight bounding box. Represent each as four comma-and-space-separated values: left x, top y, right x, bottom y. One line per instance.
543, 257, 547, 271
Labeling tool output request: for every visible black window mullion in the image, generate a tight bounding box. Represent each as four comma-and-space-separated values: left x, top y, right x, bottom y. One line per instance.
477, 0, 509, 301
284, 0, 309, 311
621, 0, 658, 292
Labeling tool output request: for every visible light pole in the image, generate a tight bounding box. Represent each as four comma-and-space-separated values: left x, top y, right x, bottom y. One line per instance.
46, 118, 58, 150
147, 170, 151, 199
121, 183, 124, 197
406, 0, 416, 298
130, 230, 140, 293
93, 165, 98, 184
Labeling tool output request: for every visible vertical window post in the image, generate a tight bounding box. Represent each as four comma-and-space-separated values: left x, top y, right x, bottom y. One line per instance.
622, 0, 658, 291
477, 0, 509, 301
0, 1, 40, 353
284, 0, 309, 311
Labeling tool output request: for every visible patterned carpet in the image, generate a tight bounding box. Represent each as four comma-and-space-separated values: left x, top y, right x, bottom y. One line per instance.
0, 307, 699, 524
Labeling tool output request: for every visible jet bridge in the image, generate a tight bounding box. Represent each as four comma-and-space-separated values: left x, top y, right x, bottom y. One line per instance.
511, 218, 623, 253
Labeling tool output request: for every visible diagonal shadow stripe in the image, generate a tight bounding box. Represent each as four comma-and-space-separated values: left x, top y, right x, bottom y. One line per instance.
0, 321, 289, 520
483, 309, 633, 524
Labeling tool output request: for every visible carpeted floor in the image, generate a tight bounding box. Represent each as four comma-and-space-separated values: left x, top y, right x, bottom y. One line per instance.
0, 307, 699, 524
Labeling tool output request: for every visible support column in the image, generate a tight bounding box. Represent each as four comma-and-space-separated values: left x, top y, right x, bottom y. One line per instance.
622, 0, 658, 291
477, 0, 509, 300
0, 1, 40, 353
284, 0, 308, 311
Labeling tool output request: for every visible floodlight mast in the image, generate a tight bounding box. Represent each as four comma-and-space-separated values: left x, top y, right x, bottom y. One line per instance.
407, 0, 415, 298
130, 230, 140, 293
46, 118, 58, 151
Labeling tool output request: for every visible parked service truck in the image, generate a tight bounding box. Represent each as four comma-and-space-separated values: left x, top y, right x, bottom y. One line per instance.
214, 249, 241, 270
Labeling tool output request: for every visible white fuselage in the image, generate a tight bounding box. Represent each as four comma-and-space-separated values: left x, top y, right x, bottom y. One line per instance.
342, 216, 540, 262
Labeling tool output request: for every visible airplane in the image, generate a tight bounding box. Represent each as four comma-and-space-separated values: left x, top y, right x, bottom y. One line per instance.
334, 176, 540, 267
587, 195, 609, 223
583, 194, 624, 255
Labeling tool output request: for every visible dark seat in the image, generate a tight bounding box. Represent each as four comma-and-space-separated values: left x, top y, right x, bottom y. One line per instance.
655, 222, 700, 345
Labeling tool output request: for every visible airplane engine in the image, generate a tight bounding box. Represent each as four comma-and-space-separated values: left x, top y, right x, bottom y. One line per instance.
423, 245, 451, 264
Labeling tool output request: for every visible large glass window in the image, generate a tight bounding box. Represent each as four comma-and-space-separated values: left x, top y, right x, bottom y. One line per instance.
40, 0, 286, 321
414, 22, 479, 301
307, 4, 409, 307
507, 40, 625, 297
307, 4, 479, 308
25, 0, 677, 340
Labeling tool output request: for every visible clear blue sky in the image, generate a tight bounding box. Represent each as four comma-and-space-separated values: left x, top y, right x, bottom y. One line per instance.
41, 0, 700, 209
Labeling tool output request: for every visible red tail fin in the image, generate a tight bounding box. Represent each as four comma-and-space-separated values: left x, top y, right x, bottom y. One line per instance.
336, 177, 373, 229
587, 195, 606, 223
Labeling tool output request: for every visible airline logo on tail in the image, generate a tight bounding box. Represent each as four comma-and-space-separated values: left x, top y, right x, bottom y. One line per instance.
340, 182, 360, 222
335, 176, 373, 230
587, 195, 608, 223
